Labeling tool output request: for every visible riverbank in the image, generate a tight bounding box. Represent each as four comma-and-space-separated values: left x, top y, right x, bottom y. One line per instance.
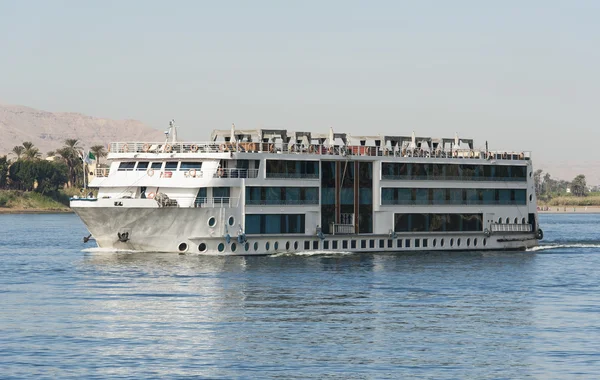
0, 190, 71, 213
539, 205, 600, 214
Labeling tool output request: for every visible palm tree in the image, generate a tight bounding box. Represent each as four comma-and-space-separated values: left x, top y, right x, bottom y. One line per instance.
90, 144, 107, 166
47, 151, 55, 158
58, 139, 83, 188
24, 147, 41, 160
11, 146, 24, 161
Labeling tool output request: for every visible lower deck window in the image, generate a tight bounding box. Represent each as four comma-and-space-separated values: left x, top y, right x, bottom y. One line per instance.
394, 213, 483, 233
245, 214, 305, 234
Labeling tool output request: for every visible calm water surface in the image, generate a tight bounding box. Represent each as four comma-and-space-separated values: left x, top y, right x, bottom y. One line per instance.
1, 213, 599, 379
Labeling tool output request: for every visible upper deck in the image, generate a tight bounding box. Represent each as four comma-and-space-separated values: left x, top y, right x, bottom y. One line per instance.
107, 127, 531, 162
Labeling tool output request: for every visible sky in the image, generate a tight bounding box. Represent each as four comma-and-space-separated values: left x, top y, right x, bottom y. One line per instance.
1, 0, 599, 183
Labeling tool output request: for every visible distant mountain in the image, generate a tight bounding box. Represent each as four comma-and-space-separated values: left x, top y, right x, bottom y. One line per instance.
0, 103, 165, 156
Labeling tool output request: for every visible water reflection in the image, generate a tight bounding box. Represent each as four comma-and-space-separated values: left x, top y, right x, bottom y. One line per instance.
76, 251, 538, 378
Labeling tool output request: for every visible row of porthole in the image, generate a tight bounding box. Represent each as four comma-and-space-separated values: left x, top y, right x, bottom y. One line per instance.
499, 217, 527, 224
207, 216, 236, 228
188, 237, 489, 253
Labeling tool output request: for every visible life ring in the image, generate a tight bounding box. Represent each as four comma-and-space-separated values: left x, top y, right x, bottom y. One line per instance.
189, 168, 196, 177
308, 145, 315, 153
164, 144, 172, 153
147, 168, 154, 177
469, 151, 475, 158
122, 144, 129, 153
190, 144, 199, 152
536, 228, 543, 240
147, 192, 155, 199
143, 143, 151, 152
484, 228, 491, 237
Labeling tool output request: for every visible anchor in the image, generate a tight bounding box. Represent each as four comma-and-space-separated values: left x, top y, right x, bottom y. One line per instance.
117, 232, 129, 242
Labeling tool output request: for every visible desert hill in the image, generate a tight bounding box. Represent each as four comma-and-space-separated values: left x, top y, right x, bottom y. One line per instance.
0, 103, 165, 156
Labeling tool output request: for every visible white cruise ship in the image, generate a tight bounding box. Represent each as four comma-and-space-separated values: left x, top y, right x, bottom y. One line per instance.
71, 122, 542, 255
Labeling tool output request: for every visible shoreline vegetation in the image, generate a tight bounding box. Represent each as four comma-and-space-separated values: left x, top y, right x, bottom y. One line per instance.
0, 189, 72, 213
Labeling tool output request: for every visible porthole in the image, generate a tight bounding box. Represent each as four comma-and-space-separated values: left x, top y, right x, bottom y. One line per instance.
266, 242, 270, 251
498, 218, 502, 224
514, 217, 518, 224
474, 238, 478, 247
231, 243, 237, 252
440, 238, 444, 247
483, 238, 487, 246
450, 238, 454, 247
274, 242, 279, 250
294, 241, 299, 250
198, 243, 207, 252
529, 194, 533, 202
466, 238, 470, 247
505, 217, 510, 224
529, 171, 532, 178
178, 242, 188, 252
286, 241, 290, 251
208, 216, 216, 227
254, 242, 259, 251
245, 242, 250, 251
457, 238, 461, 247
228, 216, 235, 226
433, 239, 437, 247
522, 218, 526, 224
218, 243, 225, 252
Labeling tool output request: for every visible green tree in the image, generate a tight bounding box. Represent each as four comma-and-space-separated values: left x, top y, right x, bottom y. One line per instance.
47, 151, 55, 157
57, 139, 82, 188
0, 155, 9, 188
534, 169, 543, 195
11, 146, 24, 161
35, 161, 68, 194
90, 144, 107, 165
571, 174, 587, 197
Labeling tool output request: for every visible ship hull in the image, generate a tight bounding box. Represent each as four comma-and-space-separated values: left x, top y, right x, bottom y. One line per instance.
74, 206, 538, 255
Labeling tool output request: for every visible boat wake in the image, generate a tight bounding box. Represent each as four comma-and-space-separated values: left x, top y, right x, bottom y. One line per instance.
82, 247, 144, 254
527, 243, 600, 252
270, 250, 356, 258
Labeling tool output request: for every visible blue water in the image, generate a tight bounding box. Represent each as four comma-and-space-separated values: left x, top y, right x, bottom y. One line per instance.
1, 213, 599, 379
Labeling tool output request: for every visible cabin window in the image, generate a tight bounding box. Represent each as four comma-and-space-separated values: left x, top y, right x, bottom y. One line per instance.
245, 214, 305, 234
423, 239, 428, 248
265, 160, 319, 179
397, 239, 402, 248
394, 213, 483, 233
313, 241, 319, 250
332, 241, 338, 249
151, 162, 162, 170
136, 162, 149, 171
246, 187, 319, 205
180, 162, 203, 170
323, 241, 329, 250
342, 240, 348, 249
165, 162, 178, 170
415, 239, 420, 248
304, 241, 310, 250
387, 239, 393, 248
351, 240, 357, 249
405, 239, 411, 248
118, 162, 135, 171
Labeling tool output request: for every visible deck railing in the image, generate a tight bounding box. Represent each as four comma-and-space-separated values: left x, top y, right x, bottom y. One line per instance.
330, 223, 355, 235
490, 223, 532, 233
194, 197, 240, 208
381, 175, 527, 182
95, 168, 110, 177
109, 141, 531, 162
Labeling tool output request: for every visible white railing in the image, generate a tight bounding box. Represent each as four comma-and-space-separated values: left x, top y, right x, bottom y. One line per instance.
194, 197, 240, 208
194, 168, 259, 179
108, 142, 531, 161
491, 223, 532, 233
95, 168, 110, 177
330, 223, 355, 235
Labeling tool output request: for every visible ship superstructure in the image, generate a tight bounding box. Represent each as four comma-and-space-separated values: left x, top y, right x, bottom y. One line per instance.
71, 122, 541, 254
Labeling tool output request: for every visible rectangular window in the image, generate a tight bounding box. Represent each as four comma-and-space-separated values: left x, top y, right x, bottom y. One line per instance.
343, 240, 348, 249
351, 240, 357, 249
180, 162, 202, 170
369, 240, 375, 248
397, 239, 402, 248
266, 160, 319, 178
165, 162, 178, 170
313, 241, 319, 250
361, 240, 366, 249
387, 239, 393, 248
405, 239, 411, 248
415, 239, 420, 248
394, 213, 483, 233
332, 240, 338, 249
304, 241, 310, 250
118, 162, 135, 171
324, 241, 329, 250
150, 162, 162, 170
245, 214, 306, 234
379, 239, 385, 248
423, 239, 428, 248
136, 162, 149, 171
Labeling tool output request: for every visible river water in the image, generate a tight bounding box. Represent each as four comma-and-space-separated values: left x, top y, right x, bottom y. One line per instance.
1, 213, 599, 379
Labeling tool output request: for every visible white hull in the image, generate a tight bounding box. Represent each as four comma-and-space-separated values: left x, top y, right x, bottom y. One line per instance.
74, 206, 538, 255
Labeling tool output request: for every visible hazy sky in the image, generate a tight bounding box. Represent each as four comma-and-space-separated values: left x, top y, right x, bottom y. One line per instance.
1, 1, 599, 183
